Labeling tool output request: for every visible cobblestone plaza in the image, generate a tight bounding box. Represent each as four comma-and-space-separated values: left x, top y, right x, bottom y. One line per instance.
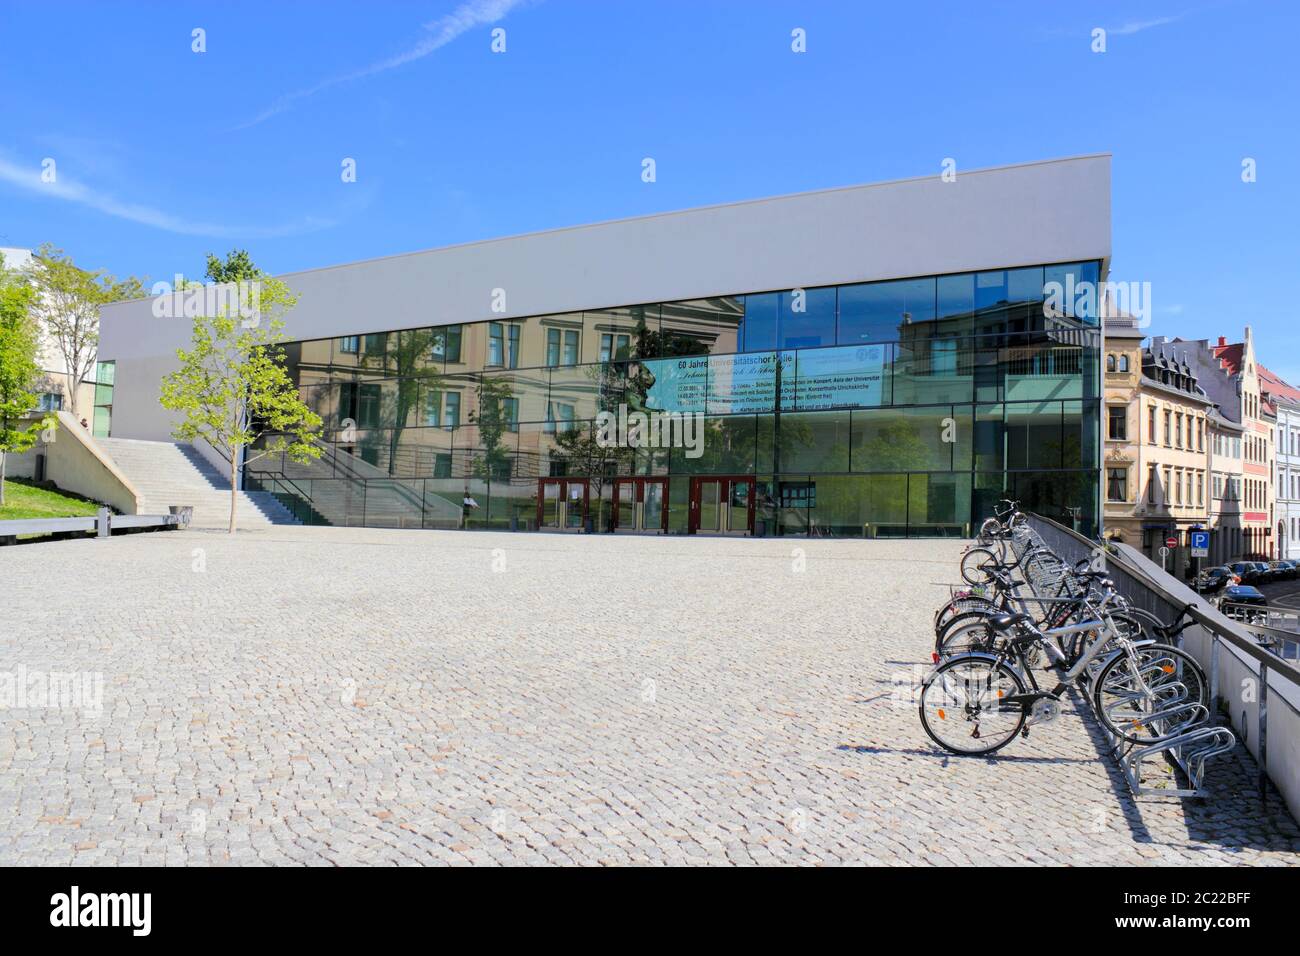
2, 528, 1297, 865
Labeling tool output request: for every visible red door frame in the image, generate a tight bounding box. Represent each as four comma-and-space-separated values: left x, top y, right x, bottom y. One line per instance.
688, 475, 755, 534
612, 477, 670, 532
536, 478, 589, 530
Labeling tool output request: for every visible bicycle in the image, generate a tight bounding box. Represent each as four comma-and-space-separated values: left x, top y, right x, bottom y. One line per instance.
918, 580, 1207, 756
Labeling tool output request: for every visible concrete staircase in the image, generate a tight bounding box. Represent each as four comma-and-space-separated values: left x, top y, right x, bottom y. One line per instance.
97, 437, 301, 529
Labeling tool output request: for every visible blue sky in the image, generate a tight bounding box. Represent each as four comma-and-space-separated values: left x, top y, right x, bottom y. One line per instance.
1, 1, 1297, 375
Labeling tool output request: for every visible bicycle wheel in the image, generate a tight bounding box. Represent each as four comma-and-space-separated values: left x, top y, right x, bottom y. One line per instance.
1063, 610, 1144, 670
960, 548, 1000, 585
935, 598, 998, 636
920, 656, 1027, 756
935, 594, 998, 630
1093, 644, 1209, 744
936, 616, 1001, 657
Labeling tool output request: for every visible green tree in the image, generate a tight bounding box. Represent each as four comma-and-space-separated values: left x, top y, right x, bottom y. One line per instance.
470, 374, 515, 482
159, 252, 322, 533
32, 244, 146, 420
358, 329, 445, 475
0, 255, 55, 506
552, 421, 632, 530
204, 249, 258, 285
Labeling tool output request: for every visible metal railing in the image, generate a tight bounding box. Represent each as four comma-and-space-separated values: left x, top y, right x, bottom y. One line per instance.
1027, 513, 1300, 820
0, 507, 188, 545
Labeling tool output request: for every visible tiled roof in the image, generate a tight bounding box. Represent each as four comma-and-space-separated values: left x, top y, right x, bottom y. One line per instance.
1259, 364, 1300, 411
1211, 341, 1245, 376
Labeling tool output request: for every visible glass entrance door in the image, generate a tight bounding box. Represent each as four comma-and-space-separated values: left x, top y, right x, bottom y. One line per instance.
689, 476, 755, 535
612, 477, 669, 533
537, 478, 589, 531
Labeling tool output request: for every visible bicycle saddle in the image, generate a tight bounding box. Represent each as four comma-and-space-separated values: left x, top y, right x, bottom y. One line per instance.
987, 611, 1033, 631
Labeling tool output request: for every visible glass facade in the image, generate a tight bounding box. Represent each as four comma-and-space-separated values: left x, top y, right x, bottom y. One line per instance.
92, 360, 115, 437
249, 262, 1102, 537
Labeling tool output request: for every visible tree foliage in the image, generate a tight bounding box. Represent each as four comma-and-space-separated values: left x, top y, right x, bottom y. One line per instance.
159, 252, 322, 532
0, 254, 56, 506
32, 243, 145, 418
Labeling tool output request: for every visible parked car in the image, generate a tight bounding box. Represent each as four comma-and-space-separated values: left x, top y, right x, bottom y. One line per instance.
1194, 565, 1238, 593
1269, 560, 1298, 581
1253, 561, 1278, 583
1220, 584, 1269, 624
1229, 561, 1262, 585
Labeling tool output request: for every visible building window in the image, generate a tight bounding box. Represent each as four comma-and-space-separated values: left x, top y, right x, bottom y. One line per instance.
339, 336, 359, 354
546, 327, 580, 367
37, 392, 64, 412
1106, 354, 1116, 372
1163, 409, 1171, 446
600, 333, 631, 363
1107, 467, 1127, 502
1107, 406, 1127, 441
1148, 406, 1156, 444
432, 326, 463, 363
1119, 354, 1130, 372
545, 401, 575, 433
488, 322, 505, 367
507, 324, 520, 368
503, 397, 519, 432
443, 392, 461, 429
1148, 464, 1158, 504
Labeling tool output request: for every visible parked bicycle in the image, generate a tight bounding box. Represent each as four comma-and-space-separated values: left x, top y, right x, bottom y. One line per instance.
919, 507, 1208, 756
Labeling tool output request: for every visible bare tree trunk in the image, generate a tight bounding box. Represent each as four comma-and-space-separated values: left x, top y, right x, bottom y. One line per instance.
0, 451, 6, 507
229, 450, 238, 535
66, 369, 80, 420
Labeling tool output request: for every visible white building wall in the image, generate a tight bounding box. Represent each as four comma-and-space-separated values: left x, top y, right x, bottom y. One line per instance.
98, 154, 1112, 442
1277, 403, 1300, 560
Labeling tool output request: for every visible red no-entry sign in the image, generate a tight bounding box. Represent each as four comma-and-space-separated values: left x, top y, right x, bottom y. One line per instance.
1166, 536, 1179, 547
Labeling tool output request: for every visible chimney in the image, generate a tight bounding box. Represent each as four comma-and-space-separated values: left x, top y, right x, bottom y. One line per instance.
1217, 336, 1227, 347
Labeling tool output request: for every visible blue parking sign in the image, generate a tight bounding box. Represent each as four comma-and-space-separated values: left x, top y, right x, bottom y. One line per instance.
1189, 530, 1210, 557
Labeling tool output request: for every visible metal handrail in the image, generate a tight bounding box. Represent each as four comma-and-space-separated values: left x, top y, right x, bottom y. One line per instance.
1028, 512, 1300, 807
1029, 514, 1300, 681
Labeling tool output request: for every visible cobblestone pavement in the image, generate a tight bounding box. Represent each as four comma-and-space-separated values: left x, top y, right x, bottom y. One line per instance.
2, 527, 1298, 866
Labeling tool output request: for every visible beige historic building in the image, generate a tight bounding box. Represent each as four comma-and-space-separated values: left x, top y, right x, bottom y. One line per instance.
1103, 316, 1212, 573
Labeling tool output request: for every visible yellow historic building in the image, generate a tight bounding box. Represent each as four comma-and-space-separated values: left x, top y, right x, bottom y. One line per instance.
1103, 316, 1212, 572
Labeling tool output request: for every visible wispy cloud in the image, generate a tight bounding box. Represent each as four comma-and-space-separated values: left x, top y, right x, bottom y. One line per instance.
0, 154, 340, 239
235, 0, 532, 130
1111, 15, 1182, 35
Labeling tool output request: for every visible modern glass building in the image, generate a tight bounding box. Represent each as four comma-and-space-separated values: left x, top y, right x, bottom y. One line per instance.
98, 155, 1110, 537
248, 264, 1102, 536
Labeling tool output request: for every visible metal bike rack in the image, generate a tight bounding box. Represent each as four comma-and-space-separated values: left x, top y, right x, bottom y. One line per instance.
1005, 524, 1238, 800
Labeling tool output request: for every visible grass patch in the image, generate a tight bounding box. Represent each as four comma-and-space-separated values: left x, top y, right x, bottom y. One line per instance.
0, 478, 102, 522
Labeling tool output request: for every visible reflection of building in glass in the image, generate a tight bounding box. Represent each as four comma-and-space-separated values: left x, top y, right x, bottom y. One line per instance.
253, 261, 1103, 537
99, 156, 1110, 537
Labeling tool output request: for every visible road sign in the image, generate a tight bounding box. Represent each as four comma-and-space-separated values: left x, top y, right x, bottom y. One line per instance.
1190, 530, 1210, 558
1166, 535, 1179, 548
